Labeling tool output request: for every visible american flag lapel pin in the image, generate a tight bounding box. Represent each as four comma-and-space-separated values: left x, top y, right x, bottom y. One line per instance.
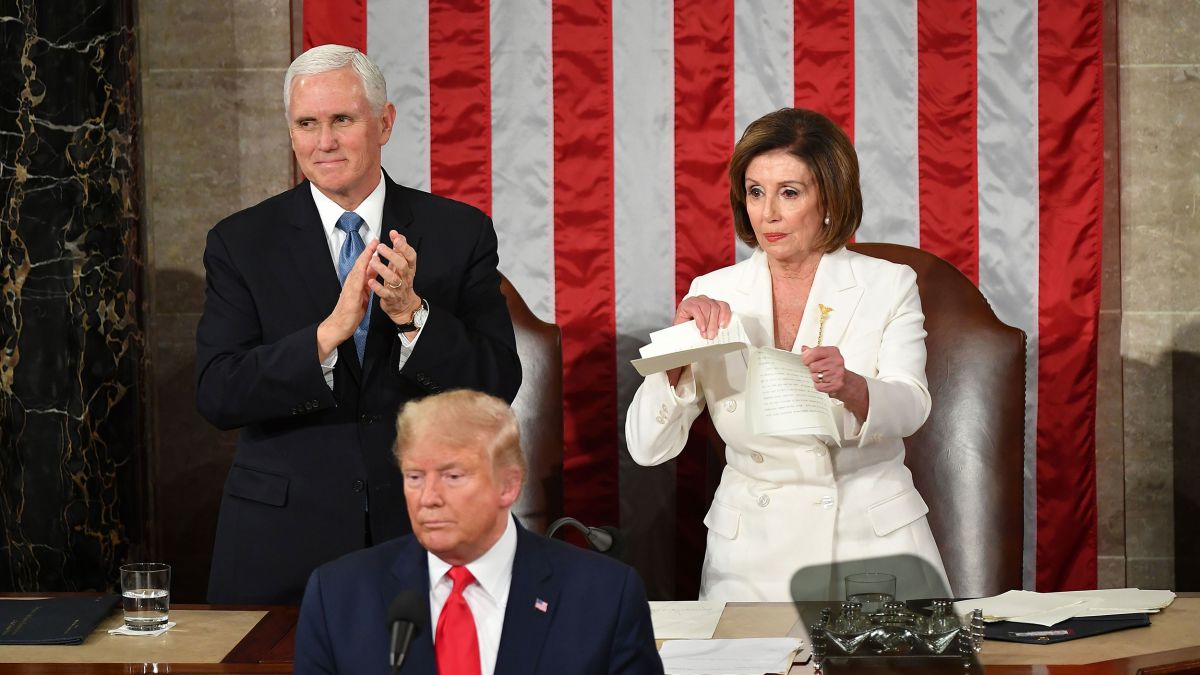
534, 598, 549, 613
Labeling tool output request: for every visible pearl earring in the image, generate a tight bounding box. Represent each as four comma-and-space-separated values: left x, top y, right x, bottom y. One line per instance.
824, 215, 831, 225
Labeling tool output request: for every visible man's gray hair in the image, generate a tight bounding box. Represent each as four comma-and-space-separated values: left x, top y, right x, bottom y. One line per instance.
284, 44, 387, 118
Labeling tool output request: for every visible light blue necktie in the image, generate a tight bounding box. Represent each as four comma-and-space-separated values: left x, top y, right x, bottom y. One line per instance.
335, 211, 370, 363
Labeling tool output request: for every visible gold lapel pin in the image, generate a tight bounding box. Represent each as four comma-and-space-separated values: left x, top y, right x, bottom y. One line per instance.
816, 304, 834, 347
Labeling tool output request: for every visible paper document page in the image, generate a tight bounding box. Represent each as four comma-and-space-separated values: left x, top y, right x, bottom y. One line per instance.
658, 637, 803, 675
631, 315, 751, 376
649, 601, 726, 640
747, 347, 839, 442
955, 588, 1176, 626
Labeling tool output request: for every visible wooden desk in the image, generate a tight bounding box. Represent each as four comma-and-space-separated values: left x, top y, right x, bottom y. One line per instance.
0, 603, 297, 674
720, 599, 1200, 675
0, 599, 1195, 673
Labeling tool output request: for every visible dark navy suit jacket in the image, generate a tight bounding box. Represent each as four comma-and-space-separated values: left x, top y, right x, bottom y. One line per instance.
294, 520, 664, 675
197, 174, 521, 604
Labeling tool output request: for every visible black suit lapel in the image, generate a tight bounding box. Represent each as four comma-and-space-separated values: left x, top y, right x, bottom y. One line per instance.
389, 540, 436, 674
494, 524, 559, 675
363, 175, 419, 380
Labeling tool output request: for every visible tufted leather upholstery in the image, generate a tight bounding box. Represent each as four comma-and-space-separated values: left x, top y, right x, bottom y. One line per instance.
500, 274, 564, 534
848, 243, 1025, 598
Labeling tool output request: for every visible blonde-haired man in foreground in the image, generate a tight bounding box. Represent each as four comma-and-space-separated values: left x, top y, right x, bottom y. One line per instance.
295, 390, 663, 675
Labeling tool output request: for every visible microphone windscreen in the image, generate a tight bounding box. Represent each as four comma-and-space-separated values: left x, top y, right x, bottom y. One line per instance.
596, 525, 627, 561
388, 590, 425, 627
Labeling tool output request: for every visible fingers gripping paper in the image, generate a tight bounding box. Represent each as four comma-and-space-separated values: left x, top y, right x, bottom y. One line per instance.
632, 314, 840, 443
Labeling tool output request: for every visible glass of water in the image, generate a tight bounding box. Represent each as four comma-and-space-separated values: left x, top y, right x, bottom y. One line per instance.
120, 563, 171, 631
844, 571, 896, 614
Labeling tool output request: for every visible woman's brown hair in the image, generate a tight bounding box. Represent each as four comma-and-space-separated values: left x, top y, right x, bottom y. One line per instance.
729, 108, 862, 252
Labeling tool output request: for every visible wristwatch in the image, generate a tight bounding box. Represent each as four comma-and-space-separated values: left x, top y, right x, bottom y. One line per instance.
395, 298, 429, 333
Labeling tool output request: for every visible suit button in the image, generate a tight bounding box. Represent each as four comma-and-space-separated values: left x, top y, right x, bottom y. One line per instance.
819, 495, 835, 510
352, 479, 365, 493
751, 451, 764, 464
757, 495, 770, 508
724, 400, 737, 413
655, 415, 667, 424
359, 414, 370, 424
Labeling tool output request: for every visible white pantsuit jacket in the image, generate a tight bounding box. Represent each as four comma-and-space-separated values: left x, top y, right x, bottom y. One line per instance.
626, 247, 951, 602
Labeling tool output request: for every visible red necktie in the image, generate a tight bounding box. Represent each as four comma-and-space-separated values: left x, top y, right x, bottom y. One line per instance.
435, 566, 481, 675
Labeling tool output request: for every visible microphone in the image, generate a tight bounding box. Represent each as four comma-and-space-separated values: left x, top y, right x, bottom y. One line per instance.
387, 591, 423, 675
546, 517, 626, 560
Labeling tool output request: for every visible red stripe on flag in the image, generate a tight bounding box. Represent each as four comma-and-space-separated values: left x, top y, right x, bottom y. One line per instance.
673, 0, 734, 599
552, 0, 618, 526
1036, 0, 1103, 591
793, 0, 855, 139
428, 0, 492, 214
302, 0, 365, 51
916, 0, 978, 283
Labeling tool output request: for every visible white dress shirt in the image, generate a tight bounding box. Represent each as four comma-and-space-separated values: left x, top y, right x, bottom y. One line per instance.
427, 514, 517, 675
310, 173, 424, 386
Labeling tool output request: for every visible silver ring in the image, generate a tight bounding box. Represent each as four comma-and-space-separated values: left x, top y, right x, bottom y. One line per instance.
816, 372, 825, 382
387, 280, 404, 290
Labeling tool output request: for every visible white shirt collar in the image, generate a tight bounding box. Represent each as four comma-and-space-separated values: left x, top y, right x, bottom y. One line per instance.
310, 170, 387, 248
427, 513, 518, 604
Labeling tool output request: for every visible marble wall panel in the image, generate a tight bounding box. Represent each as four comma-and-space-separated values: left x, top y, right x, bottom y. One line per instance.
1118, 0, 1200, 591
1119, 0, 1200, 64
0, 0, 145, 591
140, 0, 292, 69
139, 0, 292, 601
1119, 66, 1200, 313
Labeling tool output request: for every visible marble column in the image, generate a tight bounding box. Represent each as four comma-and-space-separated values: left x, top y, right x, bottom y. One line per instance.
0, 0, 145, 591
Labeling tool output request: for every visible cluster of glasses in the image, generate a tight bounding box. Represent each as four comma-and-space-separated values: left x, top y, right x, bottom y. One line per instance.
809, 599, 985, 667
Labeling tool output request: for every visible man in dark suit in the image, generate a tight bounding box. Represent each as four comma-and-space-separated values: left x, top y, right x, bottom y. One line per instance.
294, 391, 663, 675
196, 44, 521, 605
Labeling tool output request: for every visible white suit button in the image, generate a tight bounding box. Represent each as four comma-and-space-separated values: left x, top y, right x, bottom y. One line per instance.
723, 400, 737, 413
655, 415, 667, 424
813, 447, 827, 457
757, 495, 770, 508
751, 451, 764, 464
819, 495, 835, 510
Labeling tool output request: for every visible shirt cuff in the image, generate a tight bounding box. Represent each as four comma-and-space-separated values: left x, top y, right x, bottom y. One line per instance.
396, 315, 427, 370
321, 348, 337, 390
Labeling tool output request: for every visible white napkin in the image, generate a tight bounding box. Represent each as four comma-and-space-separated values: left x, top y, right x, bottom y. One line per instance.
108, 621, 176, 637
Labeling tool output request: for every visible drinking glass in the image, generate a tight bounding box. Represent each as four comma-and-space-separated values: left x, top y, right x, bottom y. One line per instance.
120, 563, 171, 631
844, 571, 896, 614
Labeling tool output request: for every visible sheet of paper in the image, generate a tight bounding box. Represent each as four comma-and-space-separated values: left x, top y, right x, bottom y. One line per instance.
649, 601, 726, 640
632, 315, 751, 376
955, 588, 1176, 627
747, 347, 839, 442
659, 637, 803, 675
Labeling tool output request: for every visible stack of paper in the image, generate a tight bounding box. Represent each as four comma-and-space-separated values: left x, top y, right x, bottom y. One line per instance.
658, 638, 804, 675
955, 588, 1176, 627
631, 316, 750, 376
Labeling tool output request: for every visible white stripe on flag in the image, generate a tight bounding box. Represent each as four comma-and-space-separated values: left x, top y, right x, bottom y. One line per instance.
492, 0, 555, 321
975, 0, 1040, 590
734, 0, 794, 262
614, 0, 678, 599
854, 0, 919, 245
369, 0, 430, 191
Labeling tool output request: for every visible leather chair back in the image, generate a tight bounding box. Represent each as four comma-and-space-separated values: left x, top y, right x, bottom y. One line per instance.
848, 243, 1025, 597
500, 275, 564, 534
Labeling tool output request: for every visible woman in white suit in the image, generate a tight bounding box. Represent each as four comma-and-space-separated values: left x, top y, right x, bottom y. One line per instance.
626, 108, 950, 602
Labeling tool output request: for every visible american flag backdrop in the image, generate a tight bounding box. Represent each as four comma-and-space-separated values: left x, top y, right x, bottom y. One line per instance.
301, 0, 1103, 596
